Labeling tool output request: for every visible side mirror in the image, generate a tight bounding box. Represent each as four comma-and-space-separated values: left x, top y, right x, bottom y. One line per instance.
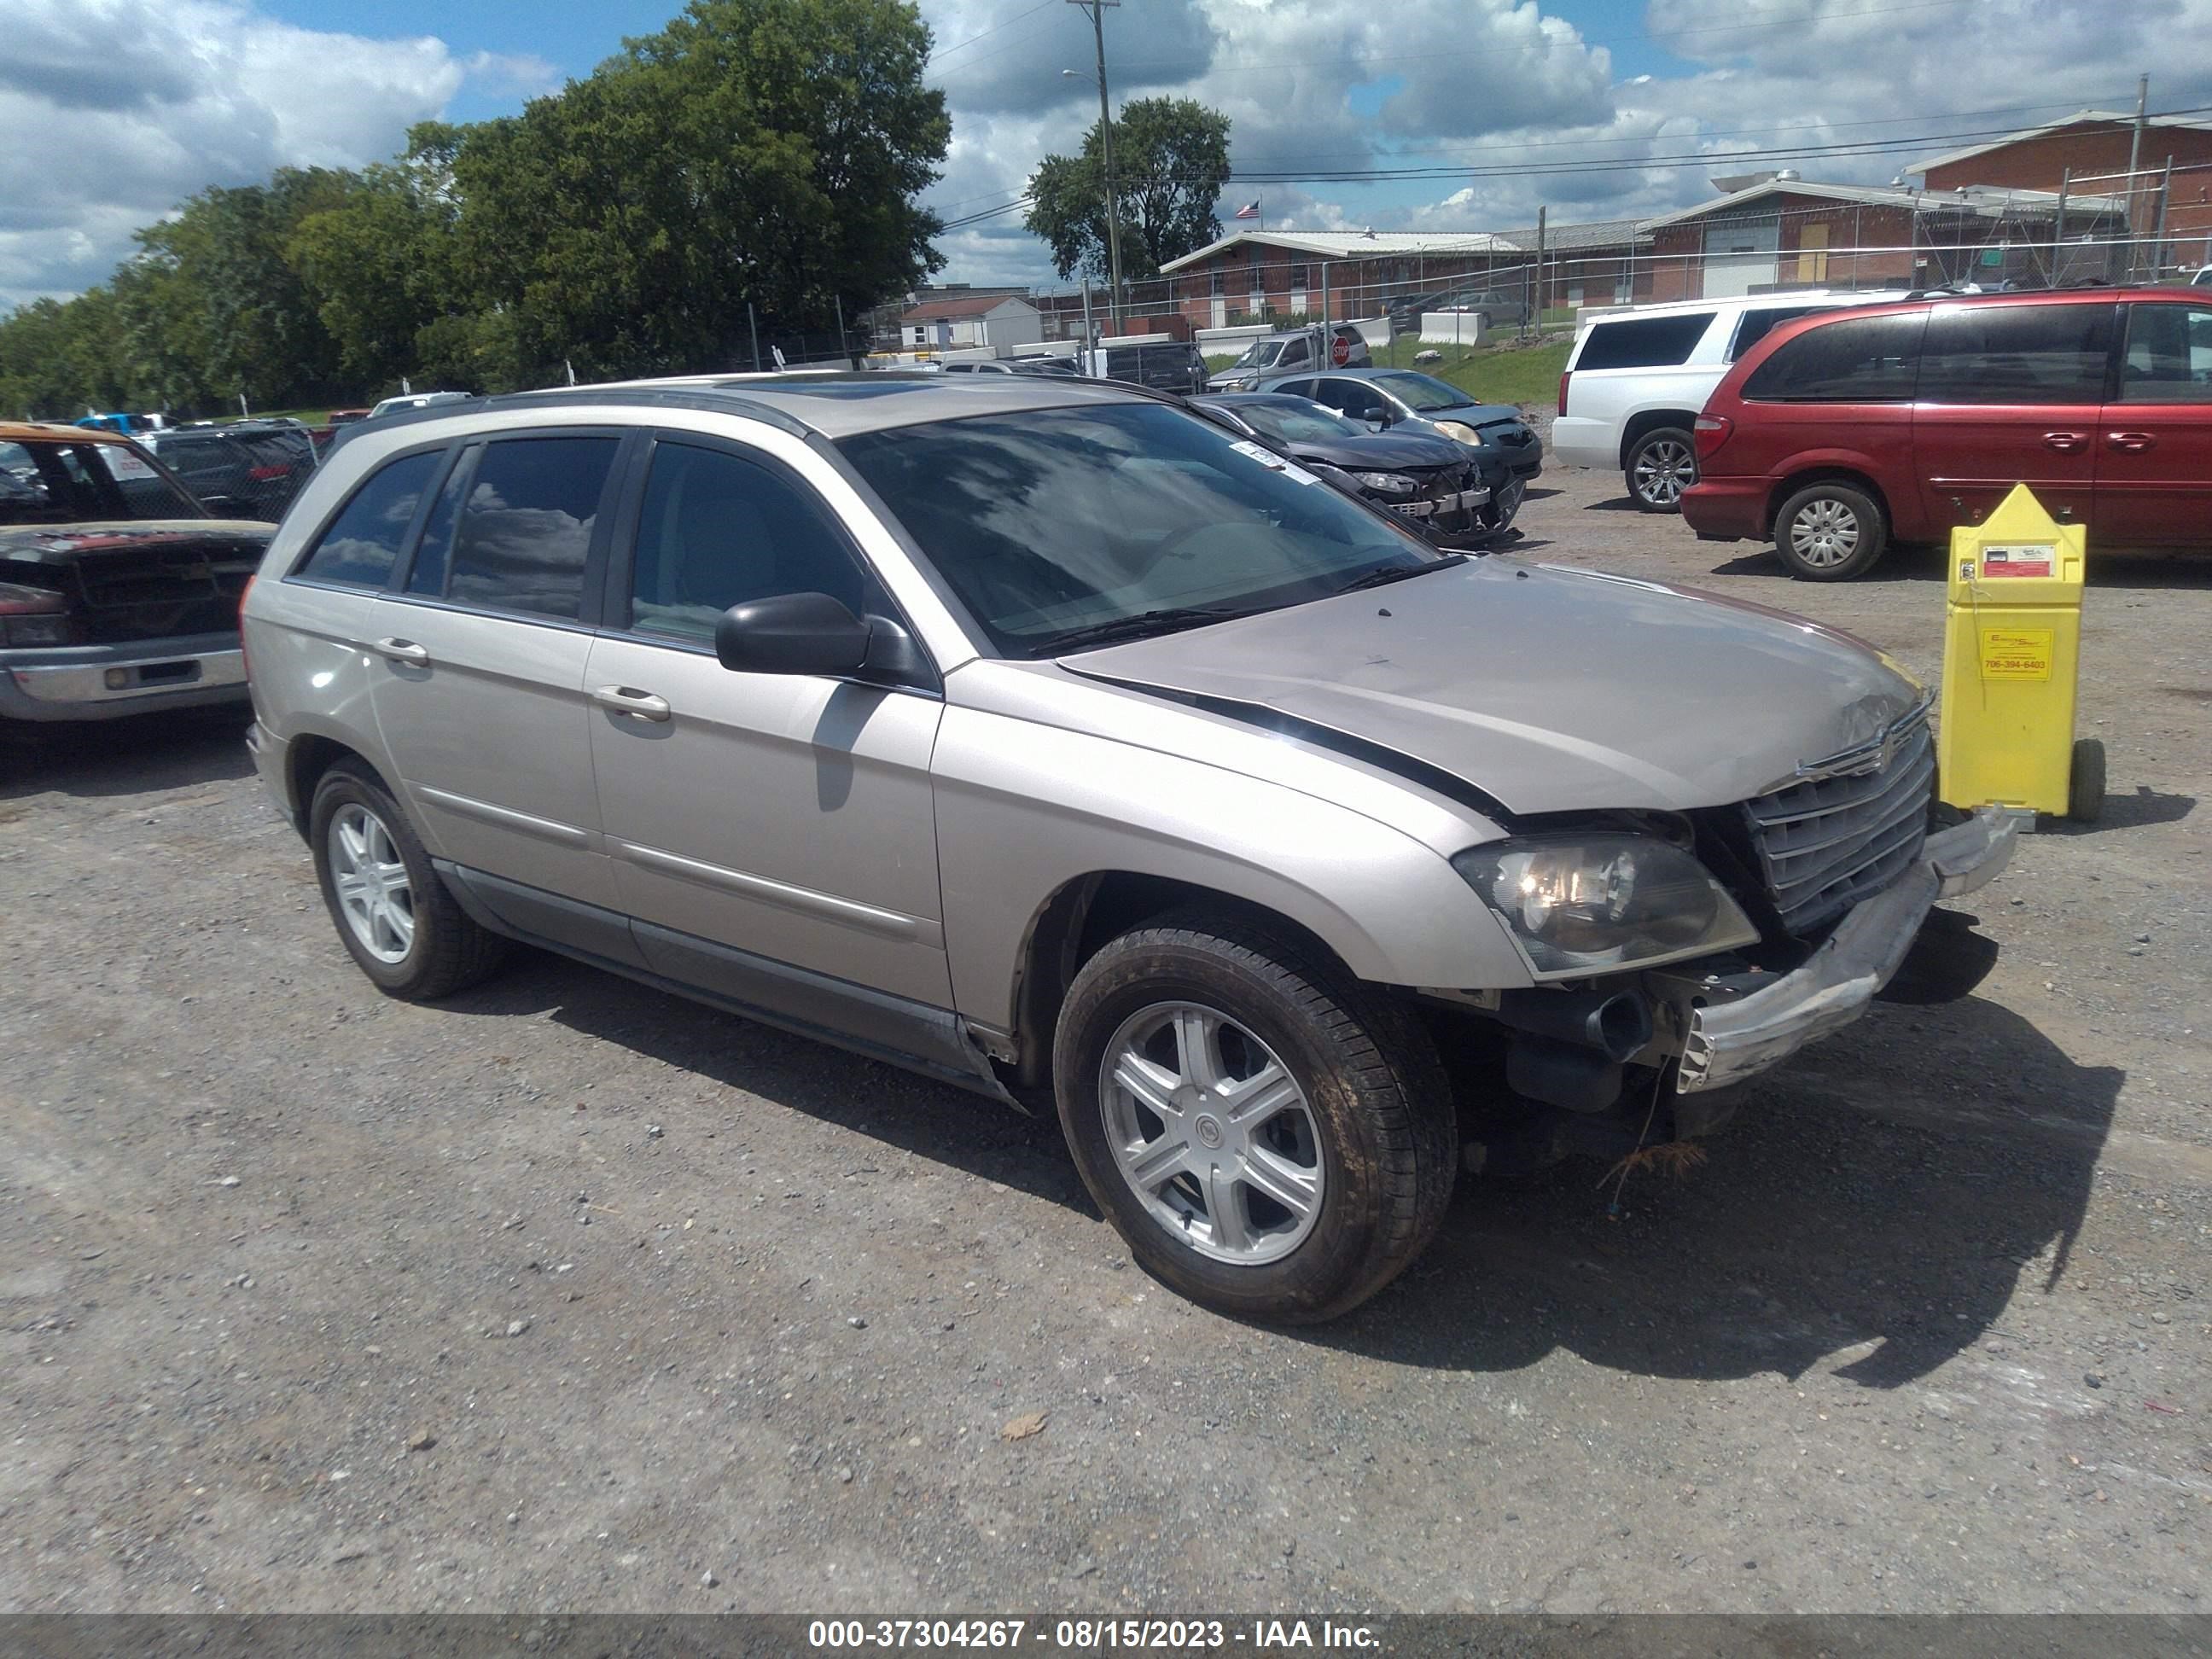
1362, 415, 1388, 432
715, 591, 870, 677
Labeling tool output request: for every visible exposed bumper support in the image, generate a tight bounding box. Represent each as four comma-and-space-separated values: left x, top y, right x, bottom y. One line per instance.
1674, 806, 2020, 1094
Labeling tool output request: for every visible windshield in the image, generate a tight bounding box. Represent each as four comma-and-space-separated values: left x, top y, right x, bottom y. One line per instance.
1371, 371, 1475, 412
0, 439, 203, 524
1231, 339, 1285, 369
840, 403, 1437, 658
1233, 399, 1361, 445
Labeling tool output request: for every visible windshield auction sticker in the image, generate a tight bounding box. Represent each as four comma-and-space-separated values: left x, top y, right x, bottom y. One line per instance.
1228, 439, 1320, 486
1978, 543, 2056, 578
1980, 627, 2055, 681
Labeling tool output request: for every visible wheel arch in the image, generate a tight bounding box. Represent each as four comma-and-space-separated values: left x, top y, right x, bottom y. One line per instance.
284, 729, 393, 835
1765, 464, 1894, 540
1617, 409, 1701, 470
1004, 871, 1363, 1091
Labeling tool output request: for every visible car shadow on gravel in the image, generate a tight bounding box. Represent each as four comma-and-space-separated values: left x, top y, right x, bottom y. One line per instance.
437, 952, 1093, 1214
1317, 992, 2121, 1391
0, 707, 253, 802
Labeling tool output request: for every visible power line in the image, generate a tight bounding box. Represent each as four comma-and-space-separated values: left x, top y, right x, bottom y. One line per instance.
927, 0, 1057, 66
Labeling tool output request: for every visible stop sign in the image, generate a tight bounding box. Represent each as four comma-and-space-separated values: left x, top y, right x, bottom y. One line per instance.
1330, 330, 1352, 366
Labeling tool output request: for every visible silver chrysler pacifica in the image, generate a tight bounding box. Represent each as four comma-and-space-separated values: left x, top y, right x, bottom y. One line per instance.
242, 375, 2017, 1322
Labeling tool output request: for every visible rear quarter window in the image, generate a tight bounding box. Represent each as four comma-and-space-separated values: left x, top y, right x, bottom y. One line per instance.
1574, 312, 1715, 370
1741, 311, 1926, 402
1728, 305, 1826, 362
296, 450, 442, 587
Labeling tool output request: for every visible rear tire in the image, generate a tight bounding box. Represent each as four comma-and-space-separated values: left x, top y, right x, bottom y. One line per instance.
1053, 909, 1456, 1324
2067, 737, 2106, 824
309, 760, 508, 1000
1625, 426, 1697, 513
1774, 480, 1889, 580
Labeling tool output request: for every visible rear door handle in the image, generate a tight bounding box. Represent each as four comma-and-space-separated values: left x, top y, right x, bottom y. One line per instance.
2041, 431, 2086, 451
370, 637, 430, 666
2105, 431, 2157, 451
591, 684, 672, 722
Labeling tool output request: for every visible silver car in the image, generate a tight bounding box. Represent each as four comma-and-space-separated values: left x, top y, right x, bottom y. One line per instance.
241, 375, 2017, 1322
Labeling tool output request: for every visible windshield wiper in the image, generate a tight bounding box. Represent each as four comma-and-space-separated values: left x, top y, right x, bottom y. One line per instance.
1330, 553, 1466, 595
1034, 605, 1257, 655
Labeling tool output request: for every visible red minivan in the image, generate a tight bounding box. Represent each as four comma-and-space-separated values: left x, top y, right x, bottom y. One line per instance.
1682, 287, 2212, 579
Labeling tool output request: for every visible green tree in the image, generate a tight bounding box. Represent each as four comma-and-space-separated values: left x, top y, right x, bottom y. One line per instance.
1025, 97, 1231, 282
446, 0, 949, 379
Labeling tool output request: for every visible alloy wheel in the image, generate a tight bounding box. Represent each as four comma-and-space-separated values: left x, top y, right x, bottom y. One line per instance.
1787, 498, 1862, 568
329, 803, 416, 964
1097, 1001, 1325, 1266
1633, 438, 1694, 507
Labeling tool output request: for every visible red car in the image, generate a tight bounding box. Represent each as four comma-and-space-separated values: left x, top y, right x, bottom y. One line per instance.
1682, 286, 2212, 579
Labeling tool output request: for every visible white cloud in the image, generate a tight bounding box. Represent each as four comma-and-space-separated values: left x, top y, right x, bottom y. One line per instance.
0, 0, 519, 307
915, 0, 2212, 287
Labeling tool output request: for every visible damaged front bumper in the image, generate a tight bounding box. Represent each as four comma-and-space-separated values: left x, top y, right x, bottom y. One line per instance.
1668, 806, 2020, 1095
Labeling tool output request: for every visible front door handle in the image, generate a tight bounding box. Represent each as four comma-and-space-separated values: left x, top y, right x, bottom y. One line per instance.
370, 637, 430, 666
591, 684, 672, 722
2106, 431, 2157, 452
2041, 430, 2086, 451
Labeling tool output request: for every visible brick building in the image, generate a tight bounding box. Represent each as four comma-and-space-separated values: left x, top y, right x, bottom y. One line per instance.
1639, 176, 2128, 302
1151, 224, 1653, 328
1909, 108, 2212, 270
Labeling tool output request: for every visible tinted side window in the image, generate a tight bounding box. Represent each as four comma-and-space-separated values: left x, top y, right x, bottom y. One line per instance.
1728, 305, 1824, 362
1575, 312, 1714, 370
1272, 378, 1315, 399
297, 450, 440, 587
1741, 312, 1924, 402
1917, 303, 2114, 404
445, 437, 619, 620
1279, 337, 1309, 368
2117, 305, 2212, 403
627, 443, 870, 644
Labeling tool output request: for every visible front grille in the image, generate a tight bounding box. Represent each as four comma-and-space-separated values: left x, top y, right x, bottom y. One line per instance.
1742, 715, 1934, 936
68, 545, 258, 643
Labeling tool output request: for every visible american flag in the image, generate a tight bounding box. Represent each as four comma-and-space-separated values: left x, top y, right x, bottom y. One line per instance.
1233, 199, 1260, 220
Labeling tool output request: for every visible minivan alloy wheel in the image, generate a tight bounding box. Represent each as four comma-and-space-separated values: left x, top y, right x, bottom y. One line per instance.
1099, 1000, 1325, 1266
329, 803, 415, 963
1787, 498, 1861, 568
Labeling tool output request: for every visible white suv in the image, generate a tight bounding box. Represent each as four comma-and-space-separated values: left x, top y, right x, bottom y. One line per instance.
1551, 291, 1908, 511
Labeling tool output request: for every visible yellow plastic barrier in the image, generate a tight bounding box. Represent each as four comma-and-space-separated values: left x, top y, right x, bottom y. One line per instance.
1936, 483, 2101, 824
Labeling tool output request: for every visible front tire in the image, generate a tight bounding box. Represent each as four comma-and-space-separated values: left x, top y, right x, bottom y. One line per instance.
309, 760, 508, 999
1625, 426, 1697, 512
1774, 480, 1889, 579
1053, 910, 1456, 1324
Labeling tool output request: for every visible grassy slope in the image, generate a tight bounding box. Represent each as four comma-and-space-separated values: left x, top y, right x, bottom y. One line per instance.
1205, 337, 1571, 405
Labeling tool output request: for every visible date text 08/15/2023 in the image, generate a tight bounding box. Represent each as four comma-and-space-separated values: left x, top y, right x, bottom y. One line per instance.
806, 1619, 1382, 1650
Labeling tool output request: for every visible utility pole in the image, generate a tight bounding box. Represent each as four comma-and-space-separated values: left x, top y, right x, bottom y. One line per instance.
748, 301, 761, 373
1533, 206, 1547, 340
2125, 74, 2148, 277
1066, 1, 1123, 323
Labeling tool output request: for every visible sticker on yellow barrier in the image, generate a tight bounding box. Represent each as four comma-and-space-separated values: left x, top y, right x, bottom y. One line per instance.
1980, 543, 2055, 578
1980, 626, 2054, 680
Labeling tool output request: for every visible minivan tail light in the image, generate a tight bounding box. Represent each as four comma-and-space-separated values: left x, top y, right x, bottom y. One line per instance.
1693, 413, 1733, 461
1557, 370, 1569, 416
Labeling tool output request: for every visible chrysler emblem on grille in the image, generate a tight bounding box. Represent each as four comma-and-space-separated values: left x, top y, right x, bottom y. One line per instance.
1789, 691, 1935, 784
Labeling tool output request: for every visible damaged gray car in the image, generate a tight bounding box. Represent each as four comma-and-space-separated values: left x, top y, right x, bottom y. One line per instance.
242, 375, 2016, 1324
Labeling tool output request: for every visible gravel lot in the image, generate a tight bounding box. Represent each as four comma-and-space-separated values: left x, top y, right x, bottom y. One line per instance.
3, 450, 2209, 1615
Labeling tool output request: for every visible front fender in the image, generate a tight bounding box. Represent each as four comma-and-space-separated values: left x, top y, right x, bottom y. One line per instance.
931, 696, 1534, 1033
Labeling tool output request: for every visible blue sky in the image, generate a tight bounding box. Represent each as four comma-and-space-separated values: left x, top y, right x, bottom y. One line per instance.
4, 0, 2203, 306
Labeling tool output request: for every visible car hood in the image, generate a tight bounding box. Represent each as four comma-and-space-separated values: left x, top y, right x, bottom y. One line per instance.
0, 520, 274, 567
1431, 402, 1524, 429
1061, 558, 1924, 815
1283, 430, 1469, 470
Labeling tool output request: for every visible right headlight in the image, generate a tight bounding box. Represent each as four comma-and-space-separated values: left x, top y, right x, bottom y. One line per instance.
1353, 471, 1417, 497
1451, 834, 1760, 979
